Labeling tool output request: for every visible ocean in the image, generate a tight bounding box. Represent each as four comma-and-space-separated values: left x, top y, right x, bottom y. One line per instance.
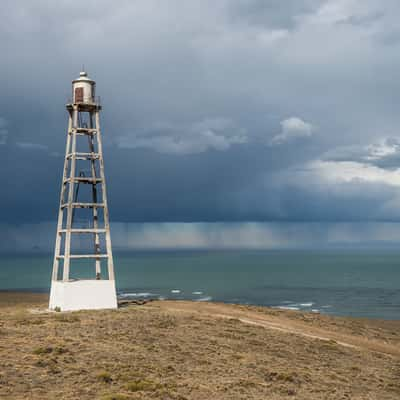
0, 250, 399, 320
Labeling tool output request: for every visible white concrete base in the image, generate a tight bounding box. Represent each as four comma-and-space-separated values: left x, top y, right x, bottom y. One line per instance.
49, 280, 118, 311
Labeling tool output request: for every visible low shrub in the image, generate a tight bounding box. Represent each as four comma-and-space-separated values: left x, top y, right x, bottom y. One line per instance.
101, 394, 131, 400
126, 379, 161, 392
96, 371, 113, 383
33, 346, 53, 355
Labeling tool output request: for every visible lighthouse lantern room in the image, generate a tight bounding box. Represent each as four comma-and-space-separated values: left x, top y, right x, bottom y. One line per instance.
72, 71, 95, 104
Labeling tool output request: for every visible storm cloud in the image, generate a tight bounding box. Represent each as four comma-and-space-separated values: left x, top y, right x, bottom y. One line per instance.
2, 0, 400, 249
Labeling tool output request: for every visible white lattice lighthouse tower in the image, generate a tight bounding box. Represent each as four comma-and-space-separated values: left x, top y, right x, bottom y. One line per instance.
49, 71, 117, 311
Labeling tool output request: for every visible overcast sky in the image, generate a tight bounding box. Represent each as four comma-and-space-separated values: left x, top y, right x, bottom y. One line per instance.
2, 0, 400, 250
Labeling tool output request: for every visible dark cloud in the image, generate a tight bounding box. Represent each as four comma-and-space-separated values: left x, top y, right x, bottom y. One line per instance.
2, 0, 400, 232
339, 11, 384, 27
322, 137, 400, 170
116, 118, 248, 154
227, 0, 325, 30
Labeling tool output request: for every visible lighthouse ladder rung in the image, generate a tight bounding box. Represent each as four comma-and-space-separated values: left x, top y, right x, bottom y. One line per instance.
73, 131, 97, 136
61, 202, 105, 209
59, 228, 107, 234
56, 254, 109, 259
72, 128, 97, 133
66, 152, 100, 160
64, 177, 103, 184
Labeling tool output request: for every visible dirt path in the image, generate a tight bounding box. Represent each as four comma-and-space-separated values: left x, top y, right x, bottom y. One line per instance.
154, 300, 400, 357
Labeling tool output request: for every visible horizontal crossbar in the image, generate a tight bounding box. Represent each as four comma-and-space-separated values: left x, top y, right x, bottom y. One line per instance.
66, 103, 101, 112
57, 254, 109, 259
61, 203, 105, 209
66, 152, 101, 160
64, 177, 102, 184
58, 229, 107, 234
72, 128, 97, 133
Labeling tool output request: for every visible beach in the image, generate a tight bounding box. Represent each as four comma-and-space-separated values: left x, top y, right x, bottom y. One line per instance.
0, 292, 399, 399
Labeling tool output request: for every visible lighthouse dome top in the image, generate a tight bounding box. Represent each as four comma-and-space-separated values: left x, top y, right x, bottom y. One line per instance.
72, 70, 95, 84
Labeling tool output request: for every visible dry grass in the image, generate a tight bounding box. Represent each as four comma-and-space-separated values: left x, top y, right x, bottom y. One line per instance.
0, 292, 399, 399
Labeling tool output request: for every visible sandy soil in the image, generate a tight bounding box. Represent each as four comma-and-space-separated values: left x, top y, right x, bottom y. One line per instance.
0, 292, 399, 399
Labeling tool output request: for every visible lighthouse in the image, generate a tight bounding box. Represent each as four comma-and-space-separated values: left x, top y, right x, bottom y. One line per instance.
49, 71, 117, 311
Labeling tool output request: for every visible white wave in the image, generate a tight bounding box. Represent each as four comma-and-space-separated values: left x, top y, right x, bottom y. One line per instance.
119, 292, 155, 298
192, 291, 203, 295
321, 305, 332, 308
299, 302, 314, 307
171, 289, 181, 294
274, 306, 300, 311
195, 296, 212, 302
284, 302, 314, 308
311, 309, 320, 313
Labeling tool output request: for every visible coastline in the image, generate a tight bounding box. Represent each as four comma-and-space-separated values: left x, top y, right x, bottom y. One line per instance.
2, 249, 400, 320
1, 292, 399, 399
2, 287, 400, 321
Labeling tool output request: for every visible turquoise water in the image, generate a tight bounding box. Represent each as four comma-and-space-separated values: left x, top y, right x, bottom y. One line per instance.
0, 250, 399, 320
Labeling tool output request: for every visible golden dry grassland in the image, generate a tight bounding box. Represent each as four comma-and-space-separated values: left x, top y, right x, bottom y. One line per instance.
0, 292, 399, 399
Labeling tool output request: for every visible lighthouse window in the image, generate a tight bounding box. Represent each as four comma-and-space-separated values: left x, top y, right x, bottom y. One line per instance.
75, 87, 84, 103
